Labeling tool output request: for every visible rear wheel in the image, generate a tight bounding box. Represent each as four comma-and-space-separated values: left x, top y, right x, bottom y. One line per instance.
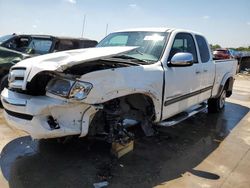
208, 89, 226, 113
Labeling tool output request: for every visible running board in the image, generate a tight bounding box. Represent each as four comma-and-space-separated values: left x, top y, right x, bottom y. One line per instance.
157, 103, 207, 127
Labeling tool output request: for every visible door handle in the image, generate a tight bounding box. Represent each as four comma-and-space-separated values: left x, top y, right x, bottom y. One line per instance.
203, 69, 208, 72
195, 71, 201, 74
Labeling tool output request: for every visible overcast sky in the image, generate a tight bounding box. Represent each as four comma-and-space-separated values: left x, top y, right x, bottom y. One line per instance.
0, 0, 250, 47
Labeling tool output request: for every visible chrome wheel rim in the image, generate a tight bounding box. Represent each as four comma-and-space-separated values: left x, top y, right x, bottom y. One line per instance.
219, 90, 226, 109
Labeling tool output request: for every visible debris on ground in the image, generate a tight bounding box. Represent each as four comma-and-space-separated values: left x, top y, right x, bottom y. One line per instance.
111, 140, 134, 158
93, 181, 109, 188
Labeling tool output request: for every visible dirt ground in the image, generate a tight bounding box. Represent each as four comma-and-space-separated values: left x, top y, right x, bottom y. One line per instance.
0, 75, 250, 188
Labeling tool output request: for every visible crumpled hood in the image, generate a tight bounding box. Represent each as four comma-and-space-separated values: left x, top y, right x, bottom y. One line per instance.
12, 46, 137, 81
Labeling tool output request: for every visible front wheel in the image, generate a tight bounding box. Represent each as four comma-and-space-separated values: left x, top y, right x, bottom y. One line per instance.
208, 89, 226, 113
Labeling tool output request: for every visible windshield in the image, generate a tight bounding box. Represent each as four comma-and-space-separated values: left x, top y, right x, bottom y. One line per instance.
97, 31, 168, 62
2, 36, 53, 55
27, 38, 53, 54
0, 35, 13, 44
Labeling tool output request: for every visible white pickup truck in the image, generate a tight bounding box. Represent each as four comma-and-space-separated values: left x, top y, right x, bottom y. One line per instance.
1, 28, 237, 143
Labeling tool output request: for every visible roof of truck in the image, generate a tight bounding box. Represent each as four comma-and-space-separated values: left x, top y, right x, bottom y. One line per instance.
116, 27, 171, 33
115, 27, 203, 35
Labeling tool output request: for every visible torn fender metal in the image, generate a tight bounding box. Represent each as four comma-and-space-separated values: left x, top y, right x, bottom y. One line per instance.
80, 62, 164, 122
80, 106, 98, 137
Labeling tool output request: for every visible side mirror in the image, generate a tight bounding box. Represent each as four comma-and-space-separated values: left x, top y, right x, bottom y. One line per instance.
168, 52, 194, 67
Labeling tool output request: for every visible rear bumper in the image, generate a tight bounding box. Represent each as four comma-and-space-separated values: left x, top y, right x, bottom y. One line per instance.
1, 88, 97, 139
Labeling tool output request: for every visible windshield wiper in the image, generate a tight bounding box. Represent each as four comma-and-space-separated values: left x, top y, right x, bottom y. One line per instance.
112, 54, 150, 64
135, 49, 144, 55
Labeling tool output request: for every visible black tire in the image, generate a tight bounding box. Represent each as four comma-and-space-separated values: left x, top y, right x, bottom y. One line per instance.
208, 89, 226, 113
0, 74, 9, 92
236, 64, 240, 74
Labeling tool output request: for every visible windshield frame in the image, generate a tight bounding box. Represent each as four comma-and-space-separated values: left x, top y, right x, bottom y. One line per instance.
97, 31, 169, 63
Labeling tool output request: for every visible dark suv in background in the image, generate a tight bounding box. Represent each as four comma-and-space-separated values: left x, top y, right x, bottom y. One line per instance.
0, 34, 98, 54
0, 34, 97, 91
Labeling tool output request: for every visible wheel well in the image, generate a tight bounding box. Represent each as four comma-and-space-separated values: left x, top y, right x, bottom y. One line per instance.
224, 79, 229, 90
88, 93, 156, 137
105, 93, 156, 121
224, 77, 233, 97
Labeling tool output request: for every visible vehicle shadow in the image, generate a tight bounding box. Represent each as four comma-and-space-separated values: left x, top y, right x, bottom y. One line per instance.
0, 102, 249, 188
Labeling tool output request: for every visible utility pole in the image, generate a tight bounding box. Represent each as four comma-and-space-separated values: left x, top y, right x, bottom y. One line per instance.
81, 15, 86, 38
105, 23, 109, 36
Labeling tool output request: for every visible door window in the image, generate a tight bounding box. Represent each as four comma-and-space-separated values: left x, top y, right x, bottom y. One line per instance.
3, 37, 30, 52
168, 33, 198, 63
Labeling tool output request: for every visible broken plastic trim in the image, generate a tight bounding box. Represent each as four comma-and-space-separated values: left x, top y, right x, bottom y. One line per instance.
47, 116, 60, 130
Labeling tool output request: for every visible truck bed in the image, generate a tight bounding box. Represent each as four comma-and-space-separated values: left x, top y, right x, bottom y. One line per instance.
212, 59, 238, 97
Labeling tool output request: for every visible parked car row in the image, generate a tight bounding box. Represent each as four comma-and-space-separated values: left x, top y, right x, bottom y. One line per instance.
0, 33, 97, 91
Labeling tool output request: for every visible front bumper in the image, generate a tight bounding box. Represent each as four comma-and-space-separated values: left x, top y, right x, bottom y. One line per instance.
1, 88, 97, 139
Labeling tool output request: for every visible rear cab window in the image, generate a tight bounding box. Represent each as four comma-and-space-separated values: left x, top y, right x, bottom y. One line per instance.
195, 35, 211, 63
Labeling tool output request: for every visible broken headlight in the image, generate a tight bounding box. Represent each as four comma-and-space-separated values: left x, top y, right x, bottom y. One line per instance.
69, 81, 92, 100
46, 78, 92, 100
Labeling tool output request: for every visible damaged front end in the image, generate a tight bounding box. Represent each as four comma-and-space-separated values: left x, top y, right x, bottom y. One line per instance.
3, 69, 156, 142
1, 87, 98, 139
3, 63, 135, 140
2, 47, 160, 142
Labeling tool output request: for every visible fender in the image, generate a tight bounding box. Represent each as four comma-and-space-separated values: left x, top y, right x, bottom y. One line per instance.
88, 89, 162, 122
80, 64, 164, 122
214, 72, 234, 98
